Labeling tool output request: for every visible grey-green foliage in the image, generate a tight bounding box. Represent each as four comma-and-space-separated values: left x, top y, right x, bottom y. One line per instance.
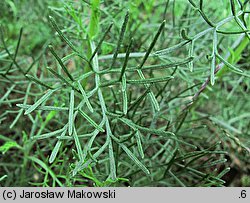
0, 0, 250, 186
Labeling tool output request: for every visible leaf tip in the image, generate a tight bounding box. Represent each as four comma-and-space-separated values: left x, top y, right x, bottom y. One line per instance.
24, 111, 29, 115
48, 159, 53, 164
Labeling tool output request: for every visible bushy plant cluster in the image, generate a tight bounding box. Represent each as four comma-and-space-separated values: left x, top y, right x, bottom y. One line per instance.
0, 0, 249, 186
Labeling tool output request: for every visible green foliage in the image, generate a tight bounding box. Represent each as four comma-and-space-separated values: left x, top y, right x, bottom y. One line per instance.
0, 141, 21, 154
0, 0, 249, 187
88, 0, 100, 39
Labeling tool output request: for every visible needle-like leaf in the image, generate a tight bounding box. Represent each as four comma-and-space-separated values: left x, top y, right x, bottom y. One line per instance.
89, 23, 113, 62
77, 81, 93, 113
108, 137, 116, 180
127, 75, 174, 84
68, 89, 75, 135
49, 127, 67, 163
135, 130, 144, 159
17, 104, 68, 111
78, 109, 105, 132
26, 74, 54, 89
138, 20, 165, 69
210, 29, 217, 85
216, 54, 243, 73
119, 38, 133, 81
109, 11, 129, 69
121, 75, 128, 114
24, 89, 57, 115
46, 66, 75, 89
73, 127, 84, 162
4, 27, 23, 75
31, 127, 66, 140
119, 143, 150, 175
49, 16, 78, 54
137, 69, 160, 111
48, 45, 74, 81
